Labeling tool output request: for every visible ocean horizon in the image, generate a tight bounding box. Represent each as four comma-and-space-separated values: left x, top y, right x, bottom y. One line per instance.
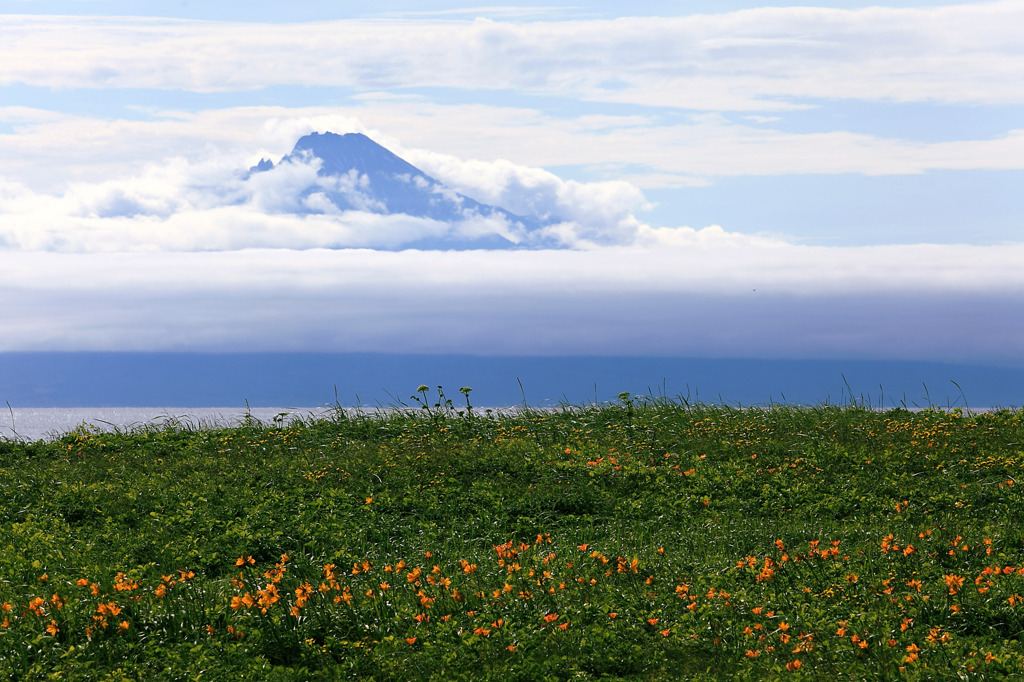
2, 352, 1023, 442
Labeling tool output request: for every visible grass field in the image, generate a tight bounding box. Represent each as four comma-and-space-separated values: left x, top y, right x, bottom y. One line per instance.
1, 389, 1023, 680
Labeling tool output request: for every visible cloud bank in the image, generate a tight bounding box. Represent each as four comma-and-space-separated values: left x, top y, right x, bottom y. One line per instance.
2, 247, 1023, 366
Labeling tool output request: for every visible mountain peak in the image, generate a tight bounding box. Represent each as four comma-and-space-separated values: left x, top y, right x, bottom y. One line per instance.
289, 132, 423, 179
246, 131, 540, 248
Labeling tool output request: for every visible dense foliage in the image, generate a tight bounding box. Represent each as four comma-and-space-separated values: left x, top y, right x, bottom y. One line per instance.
1, 393, 1023, 679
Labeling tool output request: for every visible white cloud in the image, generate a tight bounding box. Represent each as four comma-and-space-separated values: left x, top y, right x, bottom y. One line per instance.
0, 141, 643, 251
2, 3, 1024, 109
4, 103, 1024, 207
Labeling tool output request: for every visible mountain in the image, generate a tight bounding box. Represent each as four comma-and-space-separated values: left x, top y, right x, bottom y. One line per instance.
249, 132, 540, 248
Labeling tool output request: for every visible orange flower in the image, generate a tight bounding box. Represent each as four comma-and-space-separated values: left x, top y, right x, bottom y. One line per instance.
28, 597, 46, 616
76, 578, 89, 587
45, 620, 59, 636
943, 574, 965, 594
543, 613, 559, 624
660, 628, 671, 637
786, 660, 802, 672
405, 637, 417, 644
647, 618, 659, 626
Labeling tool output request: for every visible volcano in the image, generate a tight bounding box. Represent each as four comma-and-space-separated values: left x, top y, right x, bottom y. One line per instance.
248, 132, 539, 248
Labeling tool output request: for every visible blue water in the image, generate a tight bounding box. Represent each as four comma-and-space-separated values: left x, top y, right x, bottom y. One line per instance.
2, 354, 1022, 442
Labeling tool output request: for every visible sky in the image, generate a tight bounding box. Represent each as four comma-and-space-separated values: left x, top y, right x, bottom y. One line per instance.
2, 0, 1023, 374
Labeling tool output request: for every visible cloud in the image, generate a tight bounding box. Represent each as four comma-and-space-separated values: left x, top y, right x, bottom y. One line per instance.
2, 3, 1024, 109
4, 103, 1024, 208
2, 246, 1022, 365
398, 149, 649, 247
0, 139, 656, 251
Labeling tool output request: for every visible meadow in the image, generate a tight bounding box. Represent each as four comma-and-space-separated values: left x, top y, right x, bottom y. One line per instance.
1, 388, 1022, 680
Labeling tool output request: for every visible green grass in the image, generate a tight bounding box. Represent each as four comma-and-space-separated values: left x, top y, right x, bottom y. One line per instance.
1, 394, 1023, 679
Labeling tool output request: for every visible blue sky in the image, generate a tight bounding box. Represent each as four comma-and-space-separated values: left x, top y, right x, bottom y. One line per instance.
1, 1, 1023, 370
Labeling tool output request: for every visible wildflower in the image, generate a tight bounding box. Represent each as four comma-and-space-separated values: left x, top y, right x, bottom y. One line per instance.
660, 628, 671, 637
119, 620, 129, 631
37, 574, 48, 583
46, 620, 59, 636
543, 614, 559, 624
944, 574, 965, 595
746, 650, 759, 658
76, 578, 89, 587
506, 645, 517, 652
405, 637, 417, 644
609, 612, 618, 619
28, 597, 45, 616
647, 618, 660, 626
786, 660, 802, 671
